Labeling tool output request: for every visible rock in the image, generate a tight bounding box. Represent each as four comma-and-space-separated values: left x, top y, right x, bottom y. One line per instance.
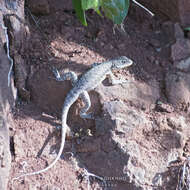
28, 182, 40, 190
40, 184, 61, 190
149, 39, 160, 48
0, 30, 15, 190
87, 100, 187, 189
163, 21, 190, 65
167, 115, 190, 134
122, 141, 146, 185
174, 23, 184, 39
183, 139, 190, 156
161, 21, 175, 40
5, 0, 18, 11
102, 100, 149, 137
14, 55, 30, 101
167, 115, 190, 147
95, 78, 160, 111
156, 101, 174, 113
28, 67, 75, 114
14, 131, 28, 161
4, 1, 31, 102
171, 39, 190, 62
49, 0, 73, 12
174, 56, 190, 72
0, 2, 28, 189
171, 23, 190, 72
27, 0, 50, 15
138, 0, 190, 27
75, 137, 101, 153
165, 71, 190, 106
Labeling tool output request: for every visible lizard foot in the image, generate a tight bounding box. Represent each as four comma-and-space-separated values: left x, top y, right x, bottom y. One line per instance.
111, 78, 130, 85
51, 67, 64, 81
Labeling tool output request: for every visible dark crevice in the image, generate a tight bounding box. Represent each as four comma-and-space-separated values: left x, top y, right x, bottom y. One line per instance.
9, 136, 15, 157
159, 69, 169, 102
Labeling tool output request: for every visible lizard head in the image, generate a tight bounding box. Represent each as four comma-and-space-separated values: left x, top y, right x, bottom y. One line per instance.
111, 56, 133, 69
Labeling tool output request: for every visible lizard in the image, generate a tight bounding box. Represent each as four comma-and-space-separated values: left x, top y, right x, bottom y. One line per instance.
13, 56, 133, 180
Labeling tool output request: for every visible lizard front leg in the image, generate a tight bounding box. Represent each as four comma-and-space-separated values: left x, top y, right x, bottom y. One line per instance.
107, 71, 129, 85
52, 68, 78, 86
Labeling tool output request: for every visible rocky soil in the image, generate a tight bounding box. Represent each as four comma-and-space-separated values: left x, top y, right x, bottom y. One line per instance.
0, 0, 190, 190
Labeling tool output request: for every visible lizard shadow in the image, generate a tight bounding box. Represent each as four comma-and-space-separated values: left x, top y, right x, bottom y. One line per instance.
36, 129, 59, 158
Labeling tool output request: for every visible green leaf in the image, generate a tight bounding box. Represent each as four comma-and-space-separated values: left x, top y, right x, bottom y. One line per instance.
101, 0, 130, 24
184, 27, 190, 31
72, 0, 87, 26
81, 0, 102, 17
94, 7, 102, 17
81, 0, 100, 10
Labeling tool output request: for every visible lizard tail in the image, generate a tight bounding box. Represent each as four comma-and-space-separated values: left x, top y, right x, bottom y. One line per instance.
12, 105, 70, 181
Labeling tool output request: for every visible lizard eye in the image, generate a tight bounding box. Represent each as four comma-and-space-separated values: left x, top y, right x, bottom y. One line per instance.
121, 60, 126, 64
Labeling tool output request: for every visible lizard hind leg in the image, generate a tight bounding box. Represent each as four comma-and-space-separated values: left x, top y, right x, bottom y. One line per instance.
79, 91, 94, 119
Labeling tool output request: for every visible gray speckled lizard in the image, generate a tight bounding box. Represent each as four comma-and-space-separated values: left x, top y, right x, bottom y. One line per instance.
13, 56, 133, 180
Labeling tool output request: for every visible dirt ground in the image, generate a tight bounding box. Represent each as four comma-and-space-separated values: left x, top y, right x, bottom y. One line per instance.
7, 1, 190, 190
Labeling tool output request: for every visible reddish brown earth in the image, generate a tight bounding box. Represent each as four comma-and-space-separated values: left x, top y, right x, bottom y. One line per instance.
3, 1, 190, 190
